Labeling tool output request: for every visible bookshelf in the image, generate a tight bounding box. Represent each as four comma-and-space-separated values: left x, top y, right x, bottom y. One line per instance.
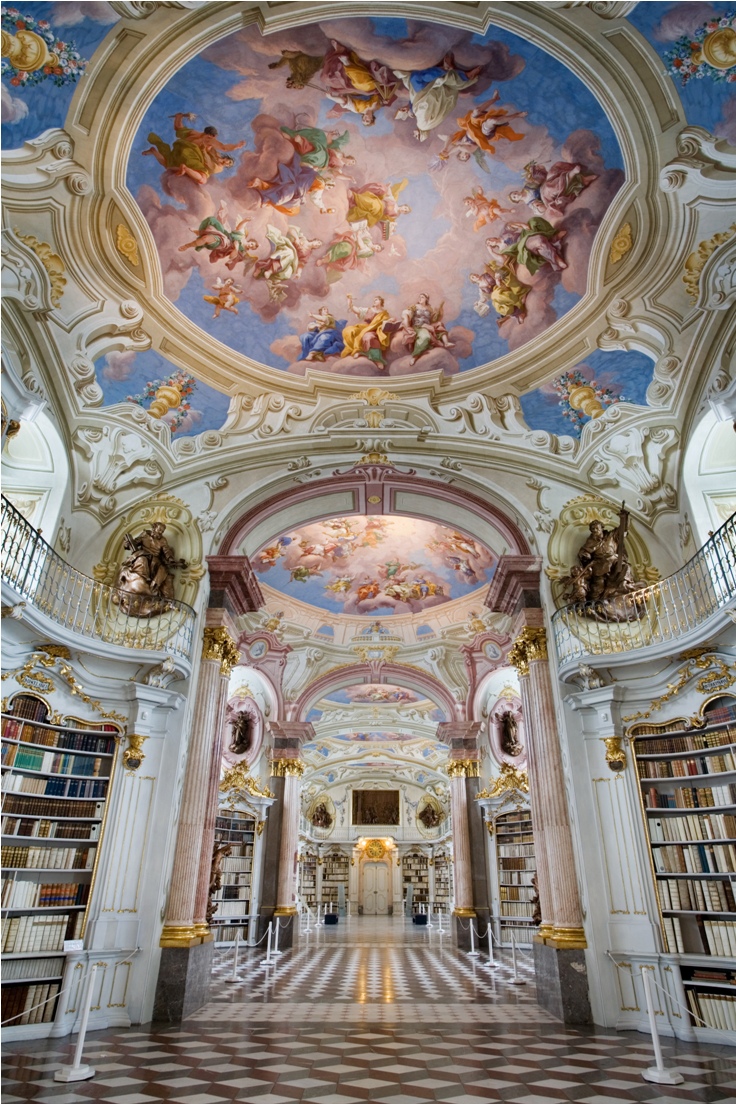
299, 852, 317, 908
434, 849, 452, 912
321, 851, 349, 908
210, 813, 255, 943
1, 693, 119, 1028
632, 695, 736, 1037
496, 809, 536, 946
403, 851, 429, 908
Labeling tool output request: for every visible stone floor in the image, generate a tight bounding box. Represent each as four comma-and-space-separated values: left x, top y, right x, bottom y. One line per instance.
3, 916, 735, 1103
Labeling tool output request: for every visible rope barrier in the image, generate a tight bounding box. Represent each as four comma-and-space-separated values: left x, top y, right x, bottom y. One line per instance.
1, 948, 139, 1028
606, 951, 716, 1033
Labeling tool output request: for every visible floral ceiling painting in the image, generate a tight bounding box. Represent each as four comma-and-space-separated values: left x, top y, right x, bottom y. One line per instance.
129, 15, 625, 378
253, 515, 496, 615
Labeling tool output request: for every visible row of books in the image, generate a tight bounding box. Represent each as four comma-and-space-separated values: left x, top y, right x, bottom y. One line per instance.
498, 843, 535, 858
2, 796, 103, 818
1, 816, 100, 840
220, 874, 251, 887
644, 784, 736, 809
635, 729, 734, 755
498, 922, 535, 945
656, 876, 736, 913
500, 870, 536, 886
638, 753, 735, 779
2, 745, 106, 777
2, 774, 107, 798
2, 879, 90, 909
1, 845, 94, 870
220, 886, 249, 901
1, 716, 116, 753
703, 919, 736, 957
500, 857, 534, 871
2, 911, 83, 953
649, 813, 736, 843
1, 982, 61, 1026
214, 900, 251, 916
2, 956, 65, 981
213, 923, 249, 942
221, 857, 252, 872
651, 843, 736, 875
500, 885, 535, 901
686, 990, 736, 1031
500, 901, 536, 917
497, 833, 534, 845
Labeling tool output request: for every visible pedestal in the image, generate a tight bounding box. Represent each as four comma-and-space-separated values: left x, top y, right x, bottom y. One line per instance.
533, 940, 592, 1024
152, 941, 214, 1023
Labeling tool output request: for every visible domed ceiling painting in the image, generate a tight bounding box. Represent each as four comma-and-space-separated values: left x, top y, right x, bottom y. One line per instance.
254, 516, 496, 615
129, 15, 625, 378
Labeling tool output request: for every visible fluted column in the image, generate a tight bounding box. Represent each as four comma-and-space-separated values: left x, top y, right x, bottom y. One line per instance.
514, 668, 554, 940
192, 630, 242, 934
510, 627, 585, 949
447, 761, 477, 914
160, 625, 240, 947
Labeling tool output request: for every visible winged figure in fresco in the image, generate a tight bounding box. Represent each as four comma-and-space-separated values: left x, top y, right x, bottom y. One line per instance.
437, 91, 527, 165
487, 218, 567, 275
202, 276, 243, 318
469, 264, 530, 326
316, 220, 383, 281
178, 204, 259, 271
346, 180, 411, 241
463, 187, 511, 233
509, 160, 598, 218
143, 113, 245, 185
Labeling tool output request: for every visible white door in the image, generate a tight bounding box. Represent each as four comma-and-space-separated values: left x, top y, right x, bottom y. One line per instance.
362, 862, 389, 914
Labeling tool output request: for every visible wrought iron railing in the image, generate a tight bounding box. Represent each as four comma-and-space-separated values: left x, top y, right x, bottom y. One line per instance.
1, 496, 195, 661
552, 514, 736, 666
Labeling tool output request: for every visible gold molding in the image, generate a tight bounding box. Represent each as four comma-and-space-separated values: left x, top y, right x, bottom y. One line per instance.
602, 736, 627, 773
683, 223, 736, 301
546, 926, 587, 949
123, 733, 147, 772
2, 653, 126, 724
477, 761, 529, 797
447, 759, 481, 778
274, 906, 298, 916
508, 627, 548, 676
115, 223, 140, 267
453, 907, 476, 917
159, 924, 203, 947
220, 761, 275, 799
270, 758, 305, 778
622, 653, 735, 724
609, 222, 633, 265
14, 229, 66, 307
201, 626, 241, 676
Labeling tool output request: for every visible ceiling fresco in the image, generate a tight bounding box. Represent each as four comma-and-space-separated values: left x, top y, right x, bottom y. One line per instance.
519, 348, 656, 438
129, 15, 625, 378
253, 516, 496, 615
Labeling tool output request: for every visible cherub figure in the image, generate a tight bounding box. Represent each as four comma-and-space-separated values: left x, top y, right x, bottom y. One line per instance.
463, 187, 511, 233
439, 91, 526, 164
203, 276, 242, 318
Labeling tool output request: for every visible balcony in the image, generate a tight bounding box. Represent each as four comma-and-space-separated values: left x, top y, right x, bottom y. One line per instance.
1, 495, 195, 667
551, 514, 736, 672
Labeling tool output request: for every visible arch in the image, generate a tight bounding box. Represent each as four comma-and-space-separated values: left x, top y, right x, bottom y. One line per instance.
290, 661, 460, 725
219, 464, 532, 560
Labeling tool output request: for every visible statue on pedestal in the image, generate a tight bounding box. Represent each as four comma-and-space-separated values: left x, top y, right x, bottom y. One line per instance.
114, 522, 187, 617
561, 503, 646, 621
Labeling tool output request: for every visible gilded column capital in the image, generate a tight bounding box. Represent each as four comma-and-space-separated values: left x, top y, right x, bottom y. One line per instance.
201, 626, 241, 676
509, 626, 548, 675
270, 758, 306, 778
446, 759, 481, 778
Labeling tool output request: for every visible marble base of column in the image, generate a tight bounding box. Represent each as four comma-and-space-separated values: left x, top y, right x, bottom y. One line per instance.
452, 910, 477, 953
152, 942, 214, 1023
256, 905, 300, 949
533, 941, 592, 1024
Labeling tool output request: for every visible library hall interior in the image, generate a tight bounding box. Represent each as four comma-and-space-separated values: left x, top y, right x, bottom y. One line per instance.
2, 0, 736, 1101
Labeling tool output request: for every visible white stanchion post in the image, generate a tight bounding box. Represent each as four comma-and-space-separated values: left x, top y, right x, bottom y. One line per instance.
427, 906, 433, 929
273, 916, 282, 955
304, 906, 312, 934
437, 907, 445, 935
510, 931, 526, 985
468, 919, 479, 957
225, 929, 241, 983
641, 967, 684, 1085
54, 964, 98, 1082
264, 921, 274, 965
485, 923, 499, 969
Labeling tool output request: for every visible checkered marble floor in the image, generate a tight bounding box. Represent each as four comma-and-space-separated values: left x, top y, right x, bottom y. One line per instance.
3, 916, 736, 1103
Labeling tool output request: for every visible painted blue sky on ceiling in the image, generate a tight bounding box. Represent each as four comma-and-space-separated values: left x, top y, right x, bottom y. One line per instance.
94, 348, 231, 437
127, 15, 625, 378
628, 4, 736, 142
1, 3, 118, 149
519, 348, 656, 439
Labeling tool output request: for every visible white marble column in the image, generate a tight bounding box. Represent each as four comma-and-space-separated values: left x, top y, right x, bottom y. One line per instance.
514, 668, 554, 939
273, 761, 304, 915
160, 626, 240, 947
511, 627, 585, 948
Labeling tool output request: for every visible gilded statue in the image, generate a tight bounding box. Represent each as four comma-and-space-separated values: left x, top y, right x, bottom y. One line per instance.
113, 522, 187, 618
561, 503, 645, 621
500, 710, 523, 757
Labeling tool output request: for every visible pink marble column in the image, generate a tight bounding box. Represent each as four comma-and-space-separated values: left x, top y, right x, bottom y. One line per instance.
192, 659, 232, 933
160, 623, 240, 946
514, 666, 554, 939
274, 764, 304, 913
448, 766, 475, 913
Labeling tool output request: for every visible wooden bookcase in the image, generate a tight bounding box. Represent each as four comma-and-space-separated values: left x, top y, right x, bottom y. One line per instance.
210, 813, 255, 943
434, 849, 452, 911
632, 695, 736, 1035
402, 850, 429, 908
321, 851, 349, 907
1, 693, 119, 1027
496, 809, 536, 946
298, 852, 317, 908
